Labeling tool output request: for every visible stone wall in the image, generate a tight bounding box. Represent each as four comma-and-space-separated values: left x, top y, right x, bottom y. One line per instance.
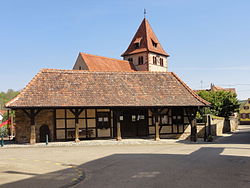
156, 124, 191, 140
14, 109, 54, 143
148, 52, 168, 72
197, 115, 239, 137
123, 52, 148, 71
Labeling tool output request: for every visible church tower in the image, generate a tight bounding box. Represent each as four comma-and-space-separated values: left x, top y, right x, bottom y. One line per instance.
121, 18, 169, 71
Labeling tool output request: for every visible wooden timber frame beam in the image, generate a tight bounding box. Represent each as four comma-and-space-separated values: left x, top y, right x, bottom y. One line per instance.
115, 108, 123, 141
69, 108, 84, 142
150, 107, 164, 141
22, 109, 41, 144
184, 107, 198, 142
197, 107, 208, 141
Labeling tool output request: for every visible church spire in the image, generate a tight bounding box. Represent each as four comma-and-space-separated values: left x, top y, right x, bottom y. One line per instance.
121, 18, 169, 57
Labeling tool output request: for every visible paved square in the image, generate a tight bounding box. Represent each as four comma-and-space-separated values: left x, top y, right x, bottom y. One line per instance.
0, 125, 250, 188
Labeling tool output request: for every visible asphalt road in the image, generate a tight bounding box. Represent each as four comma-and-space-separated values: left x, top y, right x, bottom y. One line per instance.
0, 125, 250, 188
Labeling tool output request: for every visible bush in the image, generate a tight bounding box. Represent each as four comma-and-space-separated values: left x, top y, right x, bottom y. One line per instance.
197, 90, 240, 118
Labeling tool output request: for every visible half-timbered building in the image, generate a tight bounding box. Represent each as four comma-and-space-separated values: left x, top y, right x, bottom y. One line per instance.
5, 18, 209, 143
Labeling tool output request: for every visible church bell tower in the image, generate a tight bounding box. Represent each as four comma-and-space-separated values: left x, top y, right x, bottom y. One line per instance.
121, 18, 169, 71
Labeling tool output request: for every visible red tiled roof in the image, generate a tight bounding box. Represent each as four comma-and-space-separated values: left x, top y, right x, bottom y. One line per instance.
211, 86, 236, 93
194, 85, 236, 94
80, 53, 136, 71
0, 110, 6, 115
121, 18, 169, 57
5, 69, 209, 108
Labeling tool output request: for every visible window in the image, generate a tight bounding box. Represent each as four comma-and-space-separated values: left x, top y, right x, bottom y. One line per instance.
151, 39, 158, 48
135, 43, 140, 48
241, 114, 246, 119
134, 37, 142, 49
244, 106, 249, 110
128, 58, 133, 63
96, 112, 110, 129
132, 115, 136, 122
160, 58, 164, 66
172, 108, 184, 125
153, 56, 157, 65
79, 66, 81, 70
138, 56, 143, 65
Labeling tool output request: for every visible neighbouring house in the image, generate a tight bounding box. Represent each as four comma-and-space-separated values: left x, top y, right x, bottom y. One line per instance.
194, 83, 236, 94
239, 98, 250, 124
0, 110, 6, 122
5, 18, 209, 144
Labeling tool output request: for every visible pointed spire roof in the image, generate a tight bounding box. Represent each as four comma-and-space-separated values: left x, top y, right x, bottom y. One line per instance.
121, 18, 169, 57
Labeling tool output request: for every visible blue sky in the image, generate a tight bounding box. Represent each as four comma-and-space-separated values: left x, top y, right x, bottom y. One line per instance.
0, 0, 250, 99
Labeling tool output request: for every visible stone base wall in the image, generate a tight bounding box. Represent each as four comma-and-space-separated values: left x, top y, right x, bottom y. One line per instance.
196, 115, 239, 137
15, 110, 30, 143
197, 123, 205, 138
14, 109, 54, 143
158, 124, 191, 140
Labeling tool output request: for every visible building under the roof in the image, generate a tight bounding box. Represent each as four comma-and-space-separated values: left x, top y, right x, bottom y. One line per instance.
5, 18, 209, 144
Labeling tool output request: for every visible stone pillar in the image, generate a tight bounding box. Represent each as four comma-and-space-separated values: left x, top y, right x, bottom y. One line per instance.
30, 124, 36, 144
75, 123, 80, 142
116, 122, 122, 141
155, 121, 160, 141
190, 119, 197, 142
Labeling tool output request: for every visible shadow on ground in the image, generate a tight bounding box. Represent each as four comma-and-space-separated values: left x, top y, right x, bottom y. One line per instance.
1, 146, 250, 188
177, 125, 250, 145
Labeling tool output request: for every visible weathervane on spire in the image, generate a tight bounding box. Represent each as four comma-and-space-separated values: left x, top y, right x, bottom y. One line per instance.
144, 8, 147, 18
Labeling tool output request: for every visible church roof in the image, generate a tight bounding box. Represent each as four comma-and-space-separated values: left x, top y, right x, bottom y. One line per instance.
5, 69, 209, 108
121, 18, 169, 57
79, 53, 135, 71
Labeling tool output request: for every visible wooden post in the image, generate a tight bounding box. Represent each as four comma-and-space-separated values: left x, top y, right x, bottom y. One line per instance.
10, 110, 14, 140
69, 108, 84, 143
155, 121, 160, 141
208, 114, 211, 136
116, 122, 122, 141
75, 123, 80, 142
204, 116, 207, 142
7, 110, 10, 141
154, 111, 160, 141
30, 124, 36, 144
30, 109, 36, 144
190, 118, 197, 142
22, 109, 41, 144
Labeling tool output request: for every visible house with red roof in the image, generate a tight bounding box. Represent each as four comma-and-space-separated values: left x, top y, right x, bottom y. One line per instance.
5, 18, 209, 144
0, 110, 6, 122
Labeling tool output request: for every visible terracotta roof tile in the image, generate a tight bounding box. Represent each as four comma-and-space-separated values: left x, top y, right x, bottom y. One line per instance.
0, 110, 6, 115
5, 69, 209, 108
121, 18, 169, 57
80, 53, 136, 71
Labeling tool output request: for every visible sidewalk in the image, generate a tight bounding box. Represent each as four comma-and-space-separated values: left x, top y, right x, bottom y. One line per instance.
1, 138, 183, 148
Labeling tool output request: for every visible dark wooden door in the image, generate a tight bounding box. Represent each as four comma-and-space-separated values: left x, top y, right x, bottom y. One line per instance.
39, 124, 50, 142
121, 111, 137, 137
96, 112, 112, 138
96, 112, 111, 129
119, 109, 148, 138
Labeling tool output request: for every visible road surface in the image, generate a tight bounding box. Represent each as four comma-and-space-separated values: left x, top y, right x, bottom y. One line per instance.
0, 125, 249, 188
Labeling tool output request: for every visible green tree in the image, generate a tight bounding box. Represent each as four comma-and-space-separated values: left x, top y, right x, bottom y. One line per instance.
0, 89, 19, 109
197, 90, 240, 118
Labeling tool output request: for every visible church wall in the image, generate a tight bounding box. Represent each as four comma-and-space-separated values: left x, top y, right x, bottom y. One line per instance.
148, 52, 168, 72
124, 53, 148, 71
72, 54, 89, 70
